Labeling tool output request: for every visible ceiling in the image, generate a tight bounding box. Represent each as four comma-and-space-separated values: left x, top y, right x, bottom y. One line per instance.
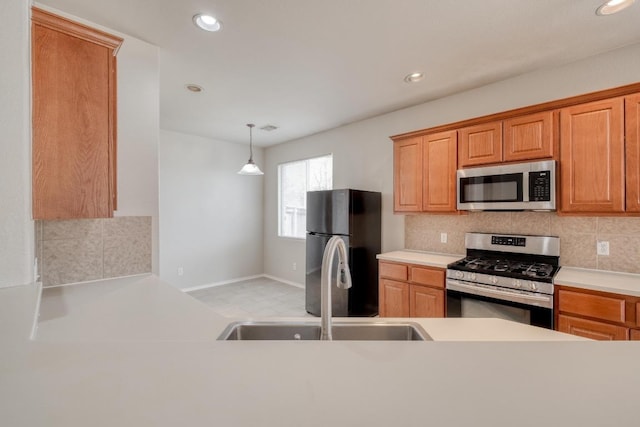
38, 0, 640, 146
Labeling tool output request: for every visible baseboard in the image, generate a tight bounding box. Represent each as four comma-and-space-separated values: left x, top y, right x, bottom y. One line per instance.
263, 275, 305, 289
182, 274, 305, 292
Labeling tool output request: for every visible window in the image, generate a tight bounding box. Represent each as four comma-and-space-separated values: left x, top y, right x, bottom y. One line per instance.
278, 154, 333, 238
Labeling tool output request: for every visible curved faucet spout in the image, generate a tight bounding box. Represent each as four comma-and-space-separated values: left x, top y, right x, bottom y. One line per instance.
320, 236, 352, 340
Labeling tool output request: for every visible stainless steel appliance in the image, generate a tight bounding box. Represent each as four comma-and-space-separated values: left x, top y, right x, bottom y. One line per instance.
446, 233, 560, 329
305, 189, 381, 317
457, 160, 556, 211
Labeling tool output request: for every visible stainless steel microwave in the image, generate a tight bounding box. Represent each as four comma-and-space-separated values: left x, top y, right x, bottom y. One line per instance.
457, 160, 556, 211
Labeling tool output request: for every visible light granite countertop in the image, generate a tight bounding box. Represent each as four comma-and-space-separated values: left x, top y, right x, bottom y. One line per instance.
1, 275, 638, 427
378, 250, 640, 297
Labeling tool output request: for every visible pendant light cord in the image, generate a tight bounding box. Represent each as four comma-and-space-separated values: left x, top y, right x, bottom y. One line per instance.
247, 123, 255, 162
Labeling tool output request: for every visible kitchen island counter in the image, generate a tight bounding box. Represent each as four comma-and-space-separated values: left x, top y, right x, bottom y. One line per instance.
1, 275, 637, 427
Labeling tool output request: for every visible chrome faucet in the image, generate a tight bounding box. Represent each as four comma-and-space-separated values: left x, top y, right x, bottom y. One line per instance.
320, 236, 353, 340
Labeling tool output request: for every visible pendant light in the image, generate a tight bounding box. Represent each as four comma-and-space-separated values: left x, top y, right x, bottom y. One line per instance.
238, 123, 264, 175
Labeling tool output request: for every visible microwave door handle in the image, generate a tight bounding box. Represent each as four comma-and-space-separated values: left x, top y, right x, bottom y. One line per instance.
523, 170, 529, 202
446, 280, 553, 308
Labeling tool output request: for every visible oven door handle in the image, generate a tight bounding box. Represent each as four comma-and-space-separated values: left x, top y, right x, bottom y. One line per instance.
446, 280, 553, 309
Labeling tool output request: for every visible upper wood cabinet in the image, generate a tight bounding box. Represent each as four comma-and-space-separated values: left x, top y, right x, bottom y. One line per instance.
393, 132, 457, 214
422, 131, 457, 212
393, 137, 423, 212
32, 7, 123, 219
458, 112, 556, 168
626, 93, 640, 212
559, 98, 625, 213
458, 122, 502, 167
503, 111, 556, 162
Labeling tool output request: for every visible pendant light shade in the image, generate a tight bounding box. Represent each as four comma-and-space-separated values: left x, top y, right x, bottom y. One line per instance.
238, 123, 264, 175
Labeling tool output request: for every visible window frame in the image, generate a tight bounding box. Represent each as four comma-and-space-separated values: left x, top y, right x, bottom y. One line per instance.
277, 153, 333, 239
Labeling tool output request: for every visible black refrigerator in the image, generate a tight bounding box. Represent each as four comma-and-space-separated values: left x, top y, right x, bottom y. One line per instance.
305, 189, 381, 317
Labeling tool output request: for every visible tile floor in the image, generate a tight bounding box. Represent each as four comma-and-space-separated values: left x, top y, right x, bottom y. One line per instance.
187, 277, 313, 318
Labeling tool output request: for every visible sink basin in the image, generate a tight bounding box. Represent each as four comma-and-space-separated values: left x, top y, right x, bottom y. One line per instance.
217, 321, 431, 341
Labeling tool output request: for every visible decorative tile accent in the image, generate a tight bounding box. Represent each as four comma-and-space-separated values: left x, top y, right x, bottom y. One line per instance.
104, 235, 152, 278
43, 219, 102, 240
42, 238, 103, 286
39, 216, 152, 287
406, 212, 640, 274
596, 234, 640, 273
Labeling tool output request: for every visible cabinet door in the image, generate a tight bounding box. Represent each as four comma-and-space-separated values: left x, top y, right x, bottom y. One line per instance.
379, 279, 410, 317
559, 98, 625, 213
422, 131, 458, 212
503, 111, 555, 162
394, 137, 423, 212
410, 285, 444, 318
626, 93, 640, 212
631, 330, 640, 341
32, 8, 122, 219
558, 314, 628, 340
458, 122, 502, 167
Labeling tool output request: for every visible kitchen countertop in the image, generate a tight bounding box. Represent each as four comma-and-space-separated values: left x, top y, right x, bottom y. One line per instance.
1, 275, 639, 426
376, 250, 463, 269
378, 250, 640, 297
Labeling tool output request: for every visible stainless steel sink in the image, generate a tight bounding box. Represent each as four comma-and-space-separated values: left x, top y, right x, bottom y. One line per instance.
217, 321, 432, 341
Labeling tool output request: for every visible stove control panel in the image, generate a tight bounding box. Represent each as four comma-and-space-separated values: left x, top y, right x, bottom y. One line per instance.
491, 235, 526, 247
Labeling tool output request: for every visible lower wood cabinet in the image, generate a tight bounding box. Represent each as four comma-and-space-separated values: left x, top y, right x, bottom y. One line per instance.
379, 261, 445, 318
556, 284, 640, 341
558, 314, 629, 341
379, 279, 410, 317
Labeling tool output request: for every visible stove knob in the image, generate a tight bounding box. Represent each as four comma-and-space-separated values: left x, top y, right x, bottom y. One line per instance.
512, 279, 521, 288
455, 271, 463, 279
529, 282, 537, 291
470, 273, 477, 281
491, 276, 498, 284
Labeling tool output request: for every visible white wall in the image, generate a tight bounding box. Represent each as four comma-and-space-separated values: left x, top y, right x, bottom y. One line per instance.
114, 35, 160, 274
33, 4, 161, 275
0, 0, 34, 288
264, 42, 640, 285
159, 130, 264, 289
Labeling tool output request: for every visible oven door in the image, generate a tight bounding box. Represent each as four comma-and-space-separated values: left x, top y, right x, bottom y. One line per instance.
446, 280, 553, 329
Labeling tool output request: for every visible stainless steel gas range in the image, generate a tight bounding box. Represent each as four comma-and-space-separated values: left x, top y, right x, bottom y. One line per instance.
446, 233, 560, 329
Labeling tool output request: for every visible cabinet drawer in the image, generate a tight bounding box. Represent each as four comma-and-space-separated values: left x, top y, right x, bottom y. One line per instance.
558, 314, 629, 341
410, 266, 444, 288
631, 329, 640, 341
379, 262, 408, 281
557, 289, 626, 323
637, 302, 640, 326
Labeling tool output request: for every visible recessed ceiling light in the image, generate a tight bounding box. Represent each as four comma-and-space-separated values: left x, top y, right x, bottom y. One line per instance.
596, 0, 635, 15
260, 125, 278, 132
193, 13, 222, 32
404, 72, 425, 83
185, 84, 203, 93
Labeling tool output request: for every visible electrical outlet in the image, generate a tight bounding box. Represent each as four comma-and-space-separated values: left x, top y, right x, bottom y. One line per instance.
596, 241, 609, 256
177, 266, 184, 276
292, 262, 297, 271
440, 233, 448, 244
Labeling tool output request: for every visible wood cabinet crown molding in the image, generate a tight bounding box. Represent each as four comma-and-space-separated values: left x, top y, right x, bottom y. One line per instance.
390, 82, 640, 141
32, 7, 123, 54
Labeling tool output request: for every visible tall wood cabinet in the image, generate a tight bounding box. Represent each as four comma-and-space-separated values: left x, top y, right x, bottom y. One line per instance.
559, 98, 625, 213
32, 7, 123, 219
393, 131, 457, 213
379, 261, 445, 318
626, 93, 640, 212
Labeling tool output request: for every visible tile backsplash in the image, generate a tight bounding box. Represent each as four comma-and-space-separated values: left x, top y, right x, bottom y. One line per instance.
35, 216, 152, 287
405, 212, 640, 274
